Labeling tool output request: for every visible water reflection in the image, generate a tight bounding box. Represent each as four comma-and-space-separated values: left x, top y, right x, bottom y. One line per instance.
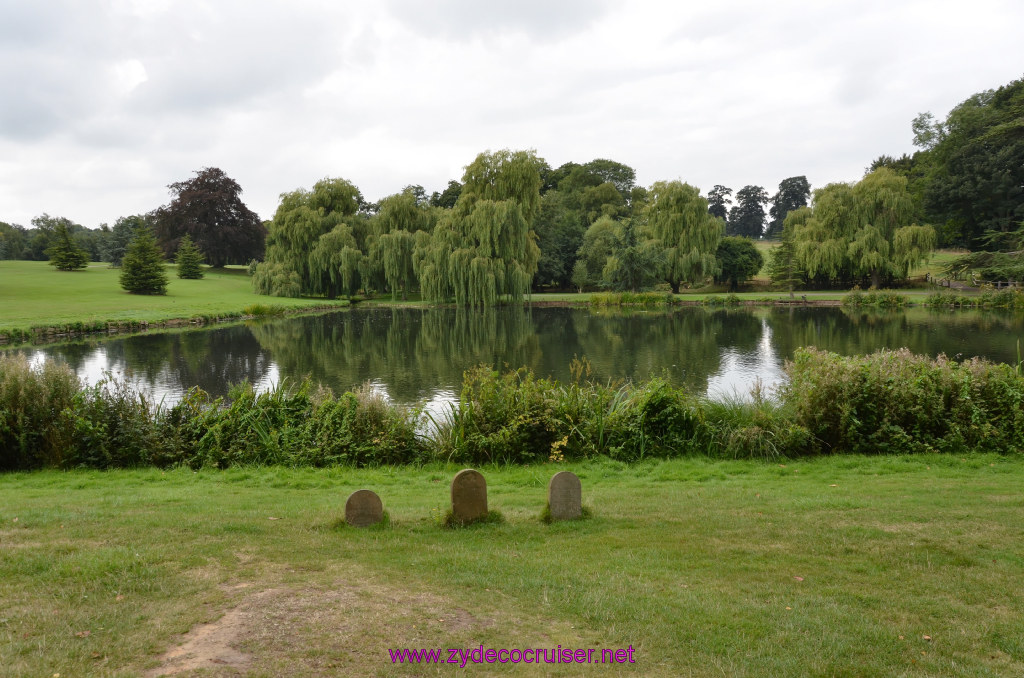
7, 306, 1023, 405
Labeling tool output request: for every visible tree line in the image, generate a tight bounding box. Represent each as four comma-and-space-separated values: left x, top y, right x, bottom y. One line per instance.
3, 75, 1019, 299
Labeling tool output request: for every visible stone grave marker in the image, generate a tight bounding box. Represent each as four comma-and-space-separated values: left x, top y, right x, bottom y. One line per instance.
547, 471, 582, 521
451, 469, 488, 523
345, 489, 383, 527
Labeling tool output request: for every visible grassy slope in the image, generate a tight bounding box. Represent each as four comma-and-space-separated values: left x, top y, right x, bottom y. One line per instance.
2, 456, 1022, 677
0, 260, 344, 333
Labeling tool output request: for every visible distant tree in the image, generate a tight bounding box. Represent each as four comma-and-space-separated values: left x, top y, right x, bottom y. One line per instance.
707, 185, 732, 221
0, 222, 27, 260
120, 229, 168, 295
766, 176, 811, 238
429, 180, 463, 209
151, 167, 265, 267
727, 185, 769, 238
45, 223, 90, 271
571, 259, 589, 293
644, 181, 723, 292
175, 234, 205, 279
104, 215, 149, 267
533, 190, 585, 289
715, 236, 764, 290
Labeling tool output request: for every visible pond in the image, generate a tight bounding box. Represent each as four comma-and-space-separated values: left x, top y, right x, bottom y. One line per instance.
10, 305, 1024, 406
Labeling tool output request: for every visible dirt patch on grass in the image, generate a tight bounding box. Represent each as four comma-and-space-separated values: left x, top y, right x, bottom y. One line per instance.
143, 573, 518, 677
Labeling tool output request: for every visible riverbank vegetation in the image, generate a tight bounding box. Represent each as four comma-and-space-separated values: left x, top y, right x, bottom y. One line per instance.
3, 346, 1022, 472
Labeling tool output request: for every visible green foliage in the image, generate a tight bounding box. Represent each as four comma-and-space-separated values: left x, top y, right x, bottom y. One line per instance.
419, 150, 542, 306
715, 236, 764, 290
175, 234, 205, 279
645, 181, 723, 292
783, 347, 1024, 454
45, 222, 90, 271
256, 177, 363, 298
119, 229, 169, 295
727, 185, 769, 238
789, 169, 936, 287
767, 176, 811, 238
841, 289, 909, 308
590, 292, 671, 307
919, 76, 1024, 247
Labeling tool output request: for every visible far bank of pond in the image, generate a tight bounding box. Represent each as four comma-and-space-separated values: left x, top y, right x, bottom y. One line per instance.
6, 305, 1022, 406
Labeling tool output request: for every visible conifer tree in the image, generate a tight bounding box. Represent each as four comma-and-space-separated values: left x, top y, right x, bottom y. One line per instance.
175, 234, 205, 279
45, 223, 90, 271
120, 229, 169, 294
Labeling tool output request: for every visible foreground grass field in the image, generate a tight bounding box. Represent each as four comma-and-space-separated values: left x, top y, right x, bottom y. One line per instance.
2, 456, 1022, 677
0, 261, 344, 335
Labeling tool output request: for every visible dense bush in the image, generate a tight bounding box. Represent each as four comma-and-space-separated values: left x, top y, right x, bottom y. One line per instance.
783, 347, 1024, 454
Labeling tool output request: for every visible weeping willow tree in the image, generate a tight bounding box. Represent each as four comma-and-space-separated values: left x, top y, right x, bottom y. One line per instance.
789, 169, 935, 287
253, 178, 363, 297
644, 181, 723, 292
368, 188, 435, 300
417, 149, 542, 307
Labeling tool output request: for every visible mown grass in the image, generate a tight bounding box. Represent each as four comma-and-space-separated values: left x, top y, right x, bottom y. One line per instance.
1, 456, 1022, 677
0, 260, 345, 337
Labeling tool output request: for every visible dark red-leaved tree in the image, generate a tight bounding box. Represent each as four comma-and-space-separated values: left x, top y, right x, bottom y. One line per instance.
151, 167, 265, 267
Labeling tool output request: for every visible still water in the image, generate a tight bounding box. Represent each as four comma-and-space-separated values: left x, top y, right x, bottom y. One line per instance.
11, 306, 1024, 406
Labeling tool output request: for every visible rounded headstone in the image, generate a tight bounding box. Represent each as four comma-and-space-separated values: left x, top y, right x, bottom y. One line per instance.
451, 469, 488, 523
345, 489, 383, 527
548, 471, 582, 521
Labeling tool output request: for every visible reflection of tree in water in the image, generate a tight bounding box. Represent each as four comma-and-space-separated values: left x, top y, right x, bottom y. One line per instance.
22, 327, 273, 399
766, 307, 1024, 366
20, 305, 1024, 405
247, 308, 540, 401
568, 308, 763, 393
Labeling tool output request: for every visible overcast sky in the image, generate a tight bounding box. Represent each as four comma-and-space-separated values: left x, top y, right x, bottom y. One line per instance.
1, 0, 1022, 228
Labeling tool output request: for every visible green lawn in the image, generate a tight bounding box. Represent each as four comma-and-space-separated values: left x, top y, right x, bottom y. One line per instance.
2, 456, 1022, 676
0, 260, 345, 334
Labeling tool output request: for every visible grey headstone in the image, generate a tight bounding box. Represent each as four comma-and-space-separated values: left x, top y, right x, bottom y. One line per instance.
345, 489, 383, 527
548, 471, 582, 521
451, 469, 487, 523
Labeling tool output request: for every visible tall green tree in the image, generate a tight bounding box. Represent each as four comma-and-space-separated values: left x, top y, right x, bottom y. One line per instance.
417, 149, 542, 306
766, 176, 811, 238
254, 177, 363, 297
120, 229, 169, 294
644, 181, 723, 292
916, 77, 1024, 247
789, 169, 936, 287
45, 222, 90, 271
603, 220, 663, 292
574, 216, 622, 289
151, 167, 266, 266
727, 185, 769, 238
175, 234, 205, 279
714, 236, 763, 290
707, 185, 732, 222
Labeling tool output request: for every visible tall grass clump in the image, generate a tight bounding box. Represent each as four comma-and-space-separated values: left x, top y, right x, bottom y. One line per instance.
782, 347, 1024, 454
0, 354, 81, 469
161, 380, 425, 468
590, 291, 673, 307
432, 361, 711, 464
842, 289, 909, 308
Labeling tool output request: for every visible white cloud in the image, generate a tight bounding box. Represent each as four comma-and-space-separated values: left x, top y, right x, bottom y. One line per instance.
0, 0, 1022, 227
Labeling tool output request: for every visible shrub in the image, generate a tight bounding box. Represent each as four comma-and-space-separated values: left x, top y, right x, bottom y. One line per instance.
0, 354, 81, 469
782, 347, 1024, 455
